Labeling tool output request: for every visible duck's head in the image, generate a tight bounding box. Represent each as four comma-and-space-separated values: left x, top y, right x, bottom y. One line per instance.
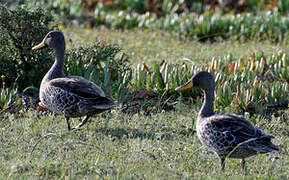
175, 71, 215, 92
32, 30, 65, 51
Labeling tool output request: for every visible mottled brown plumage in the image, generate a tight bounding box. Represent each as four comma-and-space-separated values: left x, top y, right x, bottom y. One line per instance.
32, 31, 116, 130
176, 71, 280, 171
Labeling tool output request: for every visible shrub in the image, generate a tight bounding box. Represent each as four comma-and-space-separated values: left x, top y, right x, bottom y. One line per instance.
65, 40, 130, 97
0, 5, 54, 91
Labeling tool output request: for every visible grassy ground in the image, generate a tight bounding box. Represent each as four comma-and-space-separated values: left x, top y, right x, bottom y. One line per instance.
64, 26, 289, 65
1, 27, 289, 179
1, 107, 288, 179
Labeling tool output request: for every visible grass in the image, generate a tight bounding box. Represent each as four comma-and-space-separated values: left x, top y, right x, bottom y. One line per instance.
1, 27, 289, 179
1, 107, 288, 178
63, 26, 289, 66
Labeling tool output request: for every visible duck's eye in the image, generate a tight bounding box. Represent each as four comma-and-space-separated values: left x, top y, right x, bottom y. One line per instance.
47, 34, 51, 38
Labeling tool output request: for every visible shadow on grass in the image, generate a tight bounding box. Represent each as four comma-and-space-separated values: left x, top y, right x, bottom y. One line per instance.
94, 127, 195, 141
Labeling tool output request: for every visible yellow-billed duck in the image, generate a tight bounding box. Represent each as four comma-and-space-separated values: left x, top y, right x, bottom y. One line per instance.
175, 71, 280, 170
32, 30, 116, 130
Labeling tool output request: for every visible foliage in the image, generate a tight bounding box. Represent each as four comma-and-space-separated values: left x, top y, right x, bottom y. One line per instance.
23, 0, 85, 25
21, 0, 289, 16
0, 5, 131, 93
31, 2, 289, 43
95, 10, 289, 43
3, 0, 285, 42
0, 88, 20, 114
0, 5, 54, 91
211, 51, 289, 109
116, 50, 288, 112
3, 1, 284, 42
65, 40, 130, 96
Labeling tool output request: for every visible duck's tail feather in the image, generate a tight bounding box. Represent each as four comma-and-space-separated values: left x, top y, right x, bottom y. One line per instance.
93, 102, 118, 110
249, 136, 281, 154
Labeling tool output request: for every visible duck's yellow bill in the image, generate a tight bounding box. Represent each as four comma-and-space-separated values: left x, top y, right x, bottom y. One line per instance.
175, 80, 193, 91
32, 39, 46, 50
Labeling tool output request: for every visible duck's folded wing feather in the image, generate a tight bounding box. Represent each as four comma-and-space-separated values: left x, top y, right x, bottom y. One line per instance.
48, 76, 106, 99
208, 114, 271, 141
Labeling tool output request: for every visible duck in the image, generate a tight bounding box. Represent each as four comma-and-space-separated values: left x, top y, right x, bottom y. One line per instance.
175, 71, 280, 171
32, 30, 117, 130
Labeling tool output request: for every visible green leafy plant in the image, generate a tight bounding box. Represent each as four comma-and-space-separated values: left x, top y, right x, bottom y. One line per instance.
0, 88, 22, 115
5, 0, 288, 42
116, 50, 288, 112
65, 40, 130, 97
0, 5, 54, 91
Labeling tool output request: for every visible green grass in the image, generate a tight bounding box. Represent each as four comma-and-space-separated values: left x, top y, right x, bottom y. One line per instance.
64, 26, 289, 66
1, 107, 288, 179
1, 27, 289, 179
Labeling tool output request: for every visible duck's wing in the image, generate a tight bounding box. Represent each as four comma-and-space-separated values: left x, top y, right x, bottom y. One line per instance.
48, 76, 107, 99
207, 114, 272, 141
206, 114, 280, 153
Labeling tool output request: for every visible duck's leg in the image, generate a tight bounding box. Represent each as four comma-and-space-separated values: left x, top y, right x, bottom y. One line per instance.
72, 116, 90, 130
241, 158, 246, 170
65, 116, 71, 131
221, 158, 225, 171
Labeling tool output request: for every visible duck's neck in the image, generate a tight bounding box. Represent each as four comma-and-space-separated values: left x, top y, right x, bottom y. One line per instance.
199, 88, 215, 118
43, 48, 65, 82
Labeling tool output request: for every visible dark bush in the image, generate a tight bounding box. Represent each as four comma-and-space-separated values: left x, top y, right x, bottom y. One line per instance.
65, 40, 130, 94
0, 5, 54, 91
0, 5, 130, 97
